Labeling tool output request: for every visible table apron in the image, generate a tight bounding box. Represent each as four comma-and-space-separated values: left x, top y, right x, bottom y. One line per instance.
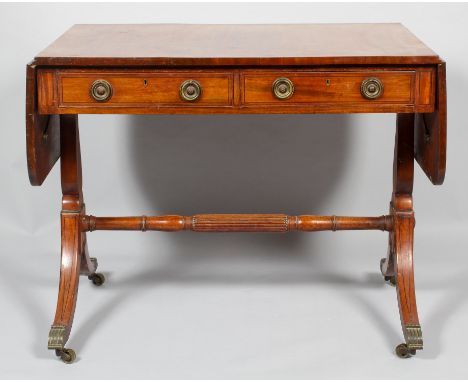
36, 67, 437, 115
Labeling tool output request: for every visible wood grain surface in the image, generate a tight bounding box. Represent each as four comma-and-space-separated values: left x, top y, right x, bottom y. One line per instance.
81, 214, 393, 232
36, 67, 435, 115
26, 63, 60, 185
28, 23, 446, 359
34, 24, 441, 66
414, 63, 446, 185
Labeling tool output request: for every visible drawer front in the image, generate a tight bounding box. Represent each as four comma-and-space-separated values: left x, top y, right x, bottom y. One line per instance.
56, 71, 233, 107
242, 71, 415, 105
37, 67, 434, 114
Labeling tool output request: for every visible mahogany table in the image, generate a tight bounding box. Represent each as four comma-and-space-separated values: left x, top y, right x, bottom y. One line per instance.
26, 24, 446, 363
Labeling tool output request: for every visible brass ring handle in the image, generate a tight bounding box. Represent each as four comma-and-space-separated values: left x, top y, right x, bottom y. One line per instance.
361, 77, 383, 99
90, 80, 113, 102
272, 77, 294, 99
180, 80, 202, 101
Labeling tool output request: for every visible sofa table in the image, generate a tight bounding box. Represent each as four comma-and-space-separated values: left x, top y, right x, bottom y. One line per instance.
26, 24, 446, 363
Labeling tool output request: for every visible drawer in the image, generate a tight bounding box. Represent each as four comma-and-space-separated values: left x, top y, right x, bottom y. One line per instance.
48, 71, 234, 107
37, 68, 434, 114
241, 71, 416, 105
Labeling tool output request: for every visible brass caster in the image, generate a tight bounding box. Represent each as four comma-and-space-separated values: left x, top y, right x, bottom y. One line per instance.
385, 275, 396, 286
90, 257, 98, 270
55, 348, 76, 364
395, 343, 416, 358
379, 258, 386, 273
380, 258, 396, 286
88, 272, 105, 286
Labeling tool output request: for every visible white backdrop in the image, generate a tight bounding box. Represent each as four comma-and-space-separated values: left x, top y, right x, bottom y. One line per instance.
1, 2, 468, 379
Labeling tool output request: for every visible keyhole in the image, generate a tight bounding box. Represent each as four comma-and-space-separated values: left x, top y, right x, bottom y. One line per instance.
326, 79, 331, 86
143, 79, 148, 87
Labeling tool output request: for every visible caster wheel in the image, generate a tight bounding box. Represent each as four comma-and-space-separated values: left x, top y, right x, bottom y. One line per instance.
56, 348, 76, 364
385, 275, 396, 286
395, 343, 416, 358
88, 273, 105, 286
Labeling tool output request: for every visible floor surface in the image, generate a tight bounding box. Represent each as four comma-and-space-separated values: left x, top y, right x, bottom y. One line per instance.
1, 227, 467, 379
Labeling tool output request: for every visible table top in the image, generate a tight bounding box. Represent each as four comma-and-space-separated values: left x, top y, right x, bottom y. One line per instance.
34, 23, 442, 67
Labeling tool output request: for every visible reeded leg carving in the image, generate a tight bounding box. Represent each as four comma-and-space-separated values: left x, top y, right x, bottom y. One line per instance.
48, 212, 81, 364
384, 114, 423, 358
393, 208, 422, 357
48, 115, 104, 364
